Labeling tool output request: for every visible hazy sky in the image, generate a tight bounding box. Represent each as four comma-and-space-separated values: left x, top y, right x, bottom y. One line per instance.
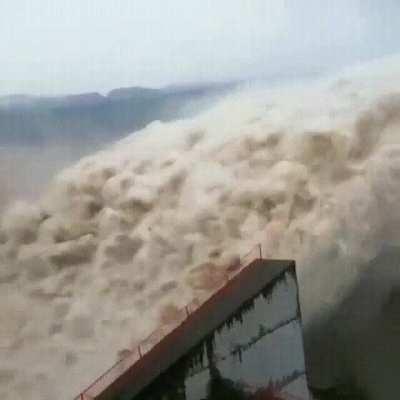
0, 0, 399, 96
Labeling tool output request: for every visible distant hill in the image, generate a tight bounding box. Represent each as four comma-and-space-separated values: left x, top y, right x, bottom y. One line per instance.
0, 82, 237, 146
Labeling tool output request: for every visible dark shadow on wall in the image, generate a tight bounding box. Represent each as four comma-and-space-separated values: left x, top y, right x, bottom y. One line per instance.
305, 246, 400, 400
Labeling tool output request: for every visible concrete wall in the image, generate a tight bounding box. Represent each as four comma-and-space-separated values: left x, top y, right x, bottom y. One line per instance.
114, 262, 310, 400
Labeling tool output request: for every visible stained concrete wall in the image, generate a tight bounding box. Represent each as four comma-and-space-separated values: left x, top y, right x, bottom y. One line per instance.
116, 262, 310, 400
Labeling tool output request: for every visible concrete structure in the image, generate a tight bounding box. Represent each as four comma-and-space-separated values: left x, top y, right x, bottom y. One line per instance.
77, 253, 310, 400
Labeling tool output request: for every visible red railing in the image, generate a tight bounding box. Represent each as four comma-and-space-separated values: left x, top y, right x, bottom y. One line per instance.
76, 243, 263, 400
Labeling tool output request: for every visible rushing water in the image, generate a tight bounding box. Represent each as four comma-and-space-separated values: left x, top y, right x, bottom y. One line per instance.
1, 55, 400, 399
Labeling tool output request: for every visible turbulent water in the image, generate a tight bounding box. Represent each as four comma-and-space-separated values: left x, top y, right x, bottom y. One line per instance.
1, 56, 400, 400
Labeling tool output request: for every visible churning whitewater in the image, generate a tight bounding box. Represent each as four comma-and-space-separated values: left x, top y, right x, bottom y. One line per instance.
1, 56, 400, 400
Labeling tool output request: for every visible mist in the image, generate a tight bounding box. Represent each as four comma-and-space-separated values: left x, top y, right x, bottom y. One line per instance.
1, 55, 400, 399
0, 83, 234, 212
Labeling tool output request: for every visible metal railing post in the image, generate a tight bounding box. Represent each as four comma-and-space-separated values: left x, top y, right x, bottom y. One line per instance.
138, 345, 142, 358
258, 243, 262, 259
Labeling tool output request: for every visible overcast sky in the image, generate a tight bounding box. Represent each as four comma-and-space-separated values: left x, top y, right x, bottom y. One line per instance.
0, 0, 399, 96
